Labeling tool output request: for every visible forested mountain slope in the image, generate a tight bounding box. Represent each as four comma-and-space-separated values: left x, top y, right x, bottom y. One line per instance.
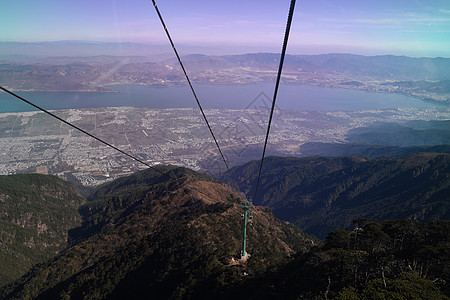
1, 166, 313, 299
228, 153, 449, 238
0, 174, 84, 287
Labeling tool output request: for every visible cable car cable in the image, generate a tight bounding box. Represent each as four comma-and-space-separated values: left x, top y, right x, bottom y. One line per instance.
151, 0, 240, 191
1, 86, 176, 181
252, 0, 296, 202
1, 86, 235, 204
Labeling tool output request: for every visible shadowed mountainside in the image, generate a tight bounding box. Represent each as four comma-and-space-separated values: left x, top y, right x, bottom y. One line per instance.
227, 153, 450, 239
346, 120, 450, 147
299, 142, 450, 158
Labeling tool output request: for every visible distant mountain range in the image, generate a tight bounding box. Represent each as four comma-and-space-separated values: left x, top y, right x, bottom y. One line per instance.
1, 42, 449, 104
0, 41, 175, 61
227, 153, 450, 239
178, 52, 450, 80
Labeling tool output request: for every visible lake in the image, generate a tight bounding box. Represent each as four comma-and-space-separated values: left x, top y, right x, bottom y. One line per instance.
0, 82, 443, 113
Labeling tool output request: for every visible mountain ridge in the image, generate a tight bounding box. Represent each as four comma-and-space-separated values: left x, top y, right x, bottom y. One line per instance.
1, 166, 314, 299
1, 163, 448, 298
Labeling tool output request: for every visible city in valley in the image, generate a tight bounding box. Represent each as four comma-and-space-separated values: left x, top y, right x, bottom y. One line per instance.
0, 105, 448, 187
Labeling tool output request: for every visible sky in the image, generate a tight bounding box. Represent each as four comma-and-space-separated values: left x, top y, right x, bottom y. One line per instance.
1, 0, 450, 57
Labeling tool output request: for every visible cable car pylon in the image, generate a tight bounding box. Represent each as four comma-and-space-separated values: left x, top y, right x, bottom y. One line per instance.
241, 197, 253, 260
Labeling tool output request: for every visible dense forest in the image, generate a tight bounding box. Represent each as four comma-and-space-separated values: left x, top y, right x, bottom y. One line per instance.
229, 219, 449, 299
0, 174, 84, 286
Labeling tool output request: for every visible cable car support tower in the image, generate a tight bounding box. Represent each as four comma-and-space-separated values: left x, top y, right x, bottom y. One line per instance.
241, 198, 253, 260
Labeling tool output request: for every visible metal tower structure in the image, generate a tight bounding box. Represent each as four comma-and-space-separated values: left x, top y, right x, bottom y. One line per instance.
241, 198, 253, 259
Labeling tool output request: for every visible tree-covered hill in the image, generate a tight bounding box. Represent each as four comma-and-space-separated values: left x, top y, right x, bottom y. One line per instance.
1, 166, 448, 299
0, 174, 84, 287
228, 219, 450, 299
227, 153, 450, 239
0, 166, 314, 299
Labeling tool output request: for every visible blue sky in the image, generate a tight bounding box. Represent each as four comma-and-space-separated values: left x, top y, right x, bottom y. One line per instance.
1, 0, 449, 57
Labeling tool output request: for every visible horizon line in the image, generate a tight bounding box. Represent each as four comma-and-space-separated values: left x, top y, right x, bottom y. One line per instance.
1, 40, 449, 59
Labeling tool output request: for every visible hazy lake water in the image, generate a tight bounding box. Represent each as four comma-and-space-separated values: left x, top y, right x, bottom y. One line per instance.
0, 82, 443, 113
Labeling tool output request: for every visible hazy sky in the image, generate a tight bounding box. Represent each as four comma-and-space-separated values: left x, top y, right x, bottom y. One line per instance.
1, 0, 450, 57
